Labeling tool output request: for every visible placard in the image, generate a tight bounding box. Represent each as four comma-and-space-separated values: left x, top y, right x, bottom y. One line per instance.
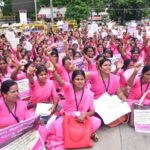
17, 79, 30, 100
0, 116, 42, 149
134, 110, 150, 133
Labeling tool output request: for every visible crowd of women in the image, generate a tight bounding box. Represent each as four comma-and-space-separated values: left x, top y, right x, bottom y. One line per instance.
0, 23, 150, 149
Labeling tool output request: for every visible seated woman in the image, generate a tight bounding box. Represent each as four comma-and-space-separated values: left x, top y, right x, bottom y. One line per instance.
87, 58, 127, 101
126, 64, 150, 107
26, 64, 58, 114
0, 79, 48, 142
46, 70, 101, 150
0, 56, 13, 82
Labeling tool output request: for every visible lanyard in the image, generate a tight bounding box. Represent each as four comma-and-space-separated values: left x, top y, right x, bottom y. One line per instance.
73, 87, 84, 111
67, 72, 71, 82
4, 100, 19, 123
100, 72, 110, 92
140, 79, 150, 97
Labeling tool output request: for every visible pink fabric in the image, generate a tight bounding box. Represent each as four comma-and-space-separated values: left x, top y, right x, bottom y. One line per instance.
89, 63, 97, 71
89, 72, 120, 99
62, 82, 95, 112
46, 82, 101, 150
128, 77, 150, 107
128, 77, 150, 100
116, 69, 127, 87
0, 99, 31, 128
109, 43, 118, 55
56, 65, 72, 82
29, 79, 57, 105
16, 71, 26, 80
1, 67, 13, 82
0, 98, 48, 142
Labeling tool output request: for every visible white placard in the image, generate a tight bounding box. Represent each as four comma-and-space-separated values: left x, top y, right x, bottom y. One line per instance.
35, 103, 53, 116
17, 79, 30, 100
134, 110, 150, 133
19, 10, 27, 24
94, 93, 131, 124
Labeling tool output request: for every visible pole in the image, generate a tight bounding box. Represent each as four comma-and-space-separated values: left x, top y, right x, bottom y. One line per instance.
34, 0, 37, 21
50, 0, 54, 24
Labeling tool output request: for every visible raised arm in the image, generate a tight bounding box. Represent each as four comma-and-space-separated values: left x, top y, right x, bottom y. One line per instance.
127, 63, 141, 87
52, 70, 65, 87
11, 60, 27, 80
26, 65, 36, 85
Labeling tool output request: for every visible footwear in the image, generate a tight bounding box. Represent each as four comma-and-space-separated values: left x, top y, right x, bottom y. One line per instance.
91, 133, 99, 142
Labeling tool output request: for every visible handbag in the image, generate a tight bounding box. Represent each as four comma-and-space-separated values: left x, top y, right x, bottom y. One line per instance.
129, 90, 150, 127
94, 92, 131, 127
63, 115, 93, 149
108, 114, 129, 127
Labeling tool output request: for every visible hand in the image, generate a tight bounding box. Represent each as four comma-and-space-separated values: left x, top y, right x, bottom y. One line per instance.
114, 61, 123, 70
76, 114, 86, 123
27, 66, 36, 75
38, 118, 45, 125
147, 40, 150, 47
50, 105, 56, 114
19, 59, 28, 66
134, 63, 142, 73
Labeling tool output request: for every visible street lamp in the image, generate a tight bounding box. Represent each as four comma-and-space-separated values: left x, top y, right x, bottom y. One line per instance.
34, 0, 37, 21
50, 0, 53, 24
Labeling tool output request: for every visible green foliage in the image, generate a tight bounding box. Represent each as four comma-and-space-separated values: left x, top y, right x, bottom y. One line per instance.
38, 0, 68, 7
65, 0, 89, 24
2, 0, 12, 16
109, 0, 149, 23
92, 0, 105, 13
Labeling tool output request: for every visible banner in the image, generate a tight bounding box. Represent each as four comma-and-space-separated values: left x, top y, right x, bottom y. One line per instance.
1, 130, 44, 150
0, 116, 44, 149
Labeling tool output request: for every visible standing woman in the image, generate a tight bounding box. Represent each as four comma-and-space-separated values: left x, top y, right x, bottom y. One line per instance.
88, 58, 127, 100
27, 64, 58, 113
46, 70, 101, 150
127, 64, 150, 107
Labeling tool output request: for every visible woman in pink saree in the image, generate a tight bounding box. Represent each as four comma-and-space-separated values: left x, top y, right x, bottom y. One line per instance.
87, 58, 127, 100
0, 79, 48, 142
126, 64, 150, 107
46, 70, 101, 150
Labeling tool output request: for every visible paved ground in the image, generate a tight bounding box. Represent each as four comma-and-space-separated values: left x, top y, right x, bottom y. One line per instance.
76, 124, 150, 150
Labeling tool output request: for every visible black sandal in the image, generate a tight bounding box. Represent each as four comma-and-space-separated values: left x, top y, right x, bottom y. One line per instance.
91, 133, 99, 142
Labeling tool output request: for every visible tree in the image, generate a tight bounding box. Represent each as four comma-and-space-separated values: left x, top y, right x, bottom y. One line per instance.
92, 0, 105, 14
109, 0, 149, 24
2, 0, 12, 16
65, 0, 89, 24
38, 0, 69, 7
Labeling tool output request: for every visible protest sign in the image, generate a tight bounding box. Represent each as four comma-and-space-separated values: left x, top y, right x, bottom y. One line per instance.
134, 110, 150, 133
1, 130, 44, 150
73, 57, 89, 71
16, 79, 30, 100
5, 31, 19, 50
63, 22, 69, 31
0, 116, 43, 149
24, 40, 32, 51
128, 21, 137, 36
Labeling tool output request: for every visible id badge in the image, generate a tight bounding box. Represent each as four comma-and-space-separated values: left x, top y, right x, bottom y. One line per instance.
74, 111, 80, 117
